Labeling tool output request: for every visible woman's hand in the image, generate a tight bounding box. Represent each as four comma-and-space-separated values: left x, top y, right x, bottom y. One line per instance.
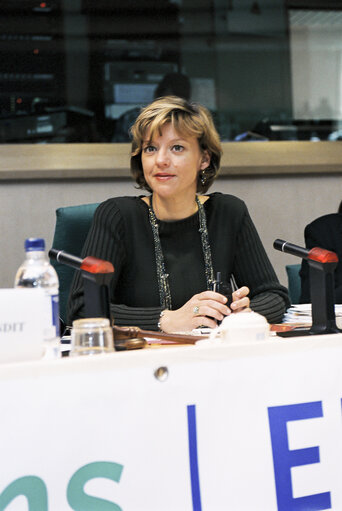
230, 286, 251, 313
159, 286, 250, 333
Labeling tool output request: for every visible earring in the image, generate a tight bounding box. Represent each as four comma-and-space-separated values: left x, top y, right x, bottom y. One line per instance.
200, 170, 207, 185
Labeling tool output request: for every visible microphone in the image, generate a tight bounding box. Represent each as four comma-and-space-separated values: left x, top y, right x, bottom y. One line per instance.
273, 239, 338, 264
49, 248, 114, 321
274, 239, 341, 336
49, 248, 114, 273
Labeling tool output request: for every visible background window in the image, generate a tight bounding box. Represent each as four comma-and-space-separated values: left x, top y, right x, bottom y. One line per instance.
0, 0, 340, 143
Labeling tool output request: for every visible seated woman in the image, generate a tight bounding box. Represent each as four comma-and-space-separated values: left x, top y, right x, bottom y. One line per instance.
67, 96, 289, 332
300, 200, 342, 304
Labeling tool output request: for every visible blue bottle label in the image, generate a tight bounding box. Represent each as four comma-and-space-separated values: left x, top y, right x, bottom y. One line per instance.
51, 294, 60, 337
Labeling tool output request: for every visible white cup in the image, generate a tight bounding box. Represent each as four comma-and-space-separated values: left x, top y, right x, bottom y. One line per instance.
70, 318, 114, 356
197, 311, 270, 346
212, 311, 270, 344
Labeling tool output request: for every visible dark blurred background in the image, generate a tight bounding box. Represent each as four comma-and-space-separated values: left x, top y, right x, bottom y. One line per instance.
1, 0, 341, 143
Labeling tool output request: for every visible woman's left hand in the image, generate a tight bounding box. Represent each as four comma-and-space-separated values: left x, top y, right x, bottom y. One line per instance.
229, 286, 251, 313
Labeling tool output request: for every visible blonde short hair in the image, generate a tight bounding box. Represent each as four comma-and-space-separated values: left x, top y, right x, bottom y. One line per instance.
130, 96, 222, 193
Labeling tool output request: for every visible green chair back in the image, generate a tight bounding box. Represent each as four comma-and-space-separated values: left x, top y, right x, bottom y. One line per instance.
285, 263, 301, 304
50, 203, 99, 325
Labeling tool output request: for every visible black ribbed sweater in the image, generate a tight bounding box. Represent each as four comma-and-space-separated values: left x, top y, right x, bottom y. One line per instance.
67, 193, 290, 328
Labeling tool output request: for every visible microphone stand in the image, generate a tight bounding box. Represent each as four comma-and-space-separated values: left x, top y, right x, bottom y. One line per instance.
49, 249, 150, 350
82, 271, 113, 321
49, 248, 114, 322
308, 259, 340, 334
273, 239, 341, 337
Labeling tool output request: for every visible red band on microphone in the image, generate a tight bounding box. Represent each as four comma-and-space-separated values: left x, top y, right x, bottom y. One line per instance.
81, 256, 114, 274
308, 247, 339, 264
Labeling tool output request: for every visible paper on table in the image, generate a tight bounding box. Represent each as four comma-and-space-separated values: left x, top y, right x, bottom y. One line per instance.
283, 303, 342, 326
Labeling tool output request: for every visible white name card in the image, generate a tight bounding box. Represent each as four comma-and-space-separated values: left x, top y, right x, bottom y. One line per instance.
0, 288, 45, 363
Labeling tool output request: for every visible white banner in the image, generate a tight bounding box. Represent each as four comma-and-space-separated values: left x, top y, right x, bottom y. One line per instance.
1, 334, 342, 510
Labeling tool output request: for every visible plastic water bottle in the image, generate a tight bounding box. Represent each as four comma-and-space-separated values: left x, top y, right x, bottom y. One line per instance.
14, 238, 60, 359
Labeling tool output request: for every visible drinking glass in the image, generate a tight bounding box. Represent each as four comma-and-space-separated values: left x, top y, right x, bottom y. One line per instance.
70, 317, 114, 356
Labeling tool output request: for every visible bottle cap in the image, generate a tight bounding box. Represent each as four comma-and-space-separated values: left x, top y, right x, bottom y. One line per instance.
25, 238, 45, 251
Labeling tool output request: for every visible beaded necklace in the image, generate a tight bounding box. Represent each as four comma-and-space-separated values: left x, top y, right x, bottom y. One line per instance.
148, 195, 215, 310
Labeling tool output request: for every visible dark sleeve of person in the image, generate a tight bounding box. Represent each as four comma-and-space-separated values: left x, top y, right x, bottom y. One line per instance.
233, 209, 290, 323
67, 200, 163, 330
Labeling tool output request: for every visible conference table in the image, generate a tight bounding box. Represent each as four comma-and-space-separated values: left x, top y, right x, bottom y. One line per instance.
1, 332, 342, 511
